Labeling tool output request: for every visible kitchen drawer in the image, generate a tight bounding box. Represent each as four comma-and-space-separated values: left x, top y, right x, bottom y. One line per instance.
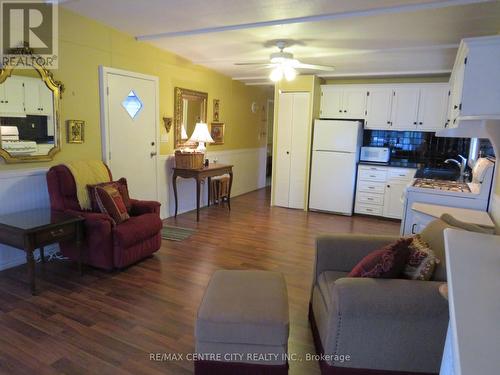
359, 165, 388, 173
358, 169, 387, 182
357, 192, 384, 206
355, 203, 383, 216
357, 180, 386, 194
387, 168, 416, 181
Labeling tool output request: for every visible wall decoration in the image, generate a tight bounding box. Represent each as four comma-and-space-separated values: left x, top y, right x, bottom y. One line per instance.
66, 120, 85, 144
213, 99, 220, 122
209, 122, 225, 145
163, 117, 173, 133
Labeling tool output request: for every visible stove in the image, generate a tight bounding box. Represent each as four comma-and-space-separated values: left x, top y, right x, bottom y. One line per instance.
412, 179, 471, 193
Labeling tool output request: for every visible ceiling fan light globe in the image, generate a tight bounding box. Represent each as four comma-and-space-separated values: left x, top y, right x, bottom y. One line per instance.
269, 67, 283, 82
284, 66, 297, 81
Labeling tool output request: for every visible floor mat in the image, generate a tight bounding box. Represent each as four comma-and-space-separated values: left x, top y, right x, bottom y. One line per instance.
161, 225, 196, 241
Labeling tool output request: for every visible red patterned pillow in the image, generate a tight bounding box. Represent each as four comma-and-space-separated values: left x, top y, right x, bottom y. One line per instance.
403, 235, 440, 281
348, 238, 413, 278
87, 178, 132, 213
94, 184, 130, 224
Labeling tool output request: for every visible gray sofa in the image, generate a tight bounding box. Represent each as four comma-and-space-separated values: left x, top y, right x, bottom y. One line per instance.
309, 220, 451, 375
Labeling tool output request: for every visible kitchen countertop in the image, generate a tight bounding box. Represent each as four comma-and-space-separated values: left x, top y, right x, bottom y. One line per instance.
444, 229, 500, 375
411, 202, 495, 228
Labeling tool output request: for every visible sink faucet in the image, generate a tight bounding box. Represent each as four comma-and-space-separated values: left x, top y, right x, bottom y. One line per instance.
445, 155, 467, 182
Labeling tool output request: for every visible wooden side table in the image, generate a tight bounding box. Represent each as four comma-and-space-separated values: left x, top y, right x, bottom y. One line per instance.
172, 164, 233, 221
0, 208, 85, 294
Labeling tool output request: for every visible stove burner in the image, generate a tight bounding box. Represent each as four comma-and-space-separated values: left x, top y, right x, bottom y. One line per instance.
412, 179, 471, 193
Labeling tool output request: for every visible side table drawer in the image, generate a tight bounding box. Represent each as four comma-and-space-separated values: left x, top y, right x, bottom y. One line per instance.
35, 223, 76, 245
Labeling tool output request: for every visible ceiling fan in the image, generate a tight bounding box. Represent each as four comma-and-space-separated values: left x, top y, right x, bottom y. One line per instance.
235, 41, 335, 82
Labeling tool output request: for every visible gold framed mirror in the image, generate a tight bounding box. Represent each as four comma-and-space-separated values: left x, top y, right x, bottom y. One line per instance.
174, 87, 208, 149
0, 61, 63, 163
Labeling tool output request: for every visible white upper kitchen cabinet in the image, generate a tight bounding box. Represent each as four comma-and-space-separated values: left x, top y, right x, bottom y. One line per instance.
320, 85, 366, 120
24, 78, 53, 116
365, 87, 393, 130
447, 35, 500, 127
390, 87, 420, 130
0, 77, 25, 117
320, 85, 342, 118
417, 84, 449, 131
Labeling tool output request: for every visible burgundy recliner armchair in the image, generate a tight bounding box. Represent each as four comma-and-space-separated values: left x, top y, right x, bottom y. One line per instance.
46, 165, 162, 270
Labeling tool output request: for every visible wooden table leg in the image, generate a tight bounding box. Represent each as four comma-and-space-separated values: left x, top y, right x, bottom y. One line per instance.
196, 178, 201, 222
172, 173, 179, 217
207, 177, 211, 207
227, 171, 233, 211
76, 221, 84, 276
26, 250, 36, 295
40, 247, 45, 264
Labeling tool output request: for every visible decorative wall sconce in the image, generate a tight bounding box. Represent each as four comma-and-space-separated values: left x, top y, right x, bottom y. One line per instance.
163, 117, 173, 133
66, 120, 85, 144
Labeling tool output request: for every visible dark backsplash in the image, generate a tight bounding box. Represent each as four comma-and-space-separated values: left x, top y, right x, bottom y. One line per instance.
0, 116, 53, 143
363, 130, 470, 166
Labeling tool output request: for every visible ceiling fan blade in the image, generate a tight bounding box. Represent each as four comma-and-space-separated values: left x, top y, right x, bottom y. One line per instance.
234, 62, 271, 66
295, 63, 335, 71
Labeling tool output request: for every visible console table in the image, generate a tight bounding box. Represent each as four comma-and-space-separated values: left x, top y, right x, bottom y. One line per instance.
172, 164, 233, 221
0, 208, 84, 294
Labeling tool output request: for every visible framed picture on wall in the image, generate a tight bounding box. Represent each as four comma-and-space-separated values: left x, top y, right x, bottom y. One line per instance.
66, 120, 85, 144
210, 122, 225, 145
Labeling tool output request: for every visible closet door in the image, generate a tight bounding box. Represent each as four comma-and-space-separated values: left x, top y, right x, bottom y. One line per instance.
288, 92, 310, 209
274, 92, 294, 207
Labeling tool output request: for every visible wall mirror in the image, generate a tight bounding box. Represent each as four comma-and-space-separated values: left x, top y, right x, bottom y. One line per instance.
174, 87, 207, 149
0, 62, 63, 163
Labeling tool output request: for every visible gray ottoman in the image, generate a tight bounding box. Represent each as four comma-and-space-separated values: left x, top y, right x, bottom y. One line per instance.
195, 270, 289, 375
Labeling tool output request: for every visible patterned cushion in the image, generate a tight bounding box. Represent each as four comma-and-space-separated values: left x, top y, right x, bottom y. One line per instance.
348, 237, 412, 278
403, 235, 440, 281
94, 184, 130, 224
87, 178, 132, 213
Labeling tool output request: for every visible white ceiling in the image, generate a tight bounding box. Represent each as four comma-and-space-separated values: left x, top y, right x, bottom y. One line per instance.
62, 0, 500, 85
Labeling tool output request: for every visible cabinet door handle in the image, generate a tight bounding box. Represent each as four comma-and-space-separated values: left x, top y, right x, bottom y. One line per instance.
338, 110, 342, 113
411, 223, 417, 234
286, 151, 290, 155
413, 121, 417, 125
454, 105, 458, 109
343, 110, 347, 113
419, 122, 423, 125
387, 185, 390, 188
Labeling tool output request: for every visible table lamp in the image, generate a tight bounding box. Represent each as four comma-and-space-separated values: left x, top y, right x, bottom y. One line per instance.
189, 122, 214, 152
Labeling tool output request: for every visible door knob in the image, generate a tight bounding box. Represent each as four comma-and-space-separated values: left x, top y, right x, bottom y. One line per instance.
150, 151, 157, 157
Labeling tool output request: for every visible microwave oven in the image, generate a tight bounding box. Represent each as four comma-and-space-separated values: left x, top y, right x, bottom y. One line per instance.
360, 147, 390, 163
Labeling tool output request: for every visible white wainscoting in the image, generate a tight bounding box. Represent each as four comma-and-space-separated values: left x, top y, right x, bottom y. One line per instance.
156, 146, 267, 218
0, 146, 267, 271
0, 168, 58, 271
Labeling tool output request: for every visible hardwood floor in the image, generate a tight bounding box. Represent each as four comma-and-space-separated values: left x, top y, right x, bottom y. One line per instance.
0, 188, 400, 375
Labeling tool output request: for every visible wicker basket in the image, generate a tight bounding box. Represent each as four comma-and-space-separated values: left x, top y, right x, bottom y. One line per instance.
175, 151, 204, 169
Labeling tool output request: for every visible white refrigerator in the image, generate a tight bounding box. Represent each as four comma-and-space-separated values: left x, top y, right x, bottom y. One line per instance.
309, 120, 362, 215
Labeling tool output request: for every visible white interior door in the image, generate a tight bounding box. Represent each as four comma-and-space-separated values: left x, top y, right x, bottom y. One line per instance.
391, 87, 420, 130
274, 92, 293, 207
101, 67, 158, 201
288, 92, 310, 209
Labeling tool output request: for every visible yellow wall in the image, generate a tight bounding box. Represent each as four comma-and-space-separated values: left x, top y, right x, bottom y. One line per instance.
0, 8, 272, 170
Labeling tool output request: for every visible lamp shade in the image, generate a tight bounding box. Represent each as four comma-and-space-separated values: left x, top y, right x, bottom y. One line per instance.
181, 125, 188, 140
189, 122, 214, 144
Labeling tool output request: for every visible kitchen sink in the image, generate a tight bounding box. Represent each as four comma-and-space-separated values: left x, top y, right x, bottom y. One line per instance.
414, 167, 460, 181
